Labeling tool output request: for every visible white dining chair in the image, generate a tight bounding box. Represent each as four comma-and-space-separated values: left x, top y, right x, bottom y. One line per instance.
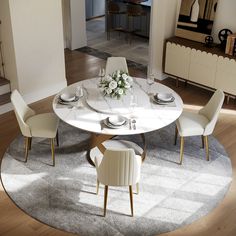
175, 89, 225, 164
105, 57, 129, 76
95, 148, 142, 217
11, 90, 59, 166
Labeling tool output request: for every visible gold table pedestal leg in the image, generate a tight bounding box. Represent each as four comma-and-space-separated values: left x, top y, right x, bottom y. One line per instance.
86, 133, 147, 167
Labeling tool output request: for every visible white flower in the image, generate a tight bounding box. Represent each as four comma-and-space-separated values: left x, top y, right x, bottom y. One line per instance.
118, 88, 123, 95
106, 87, 112, 94
109, 80, 117, 89
105, 75, 112, 82
118, 80, 122, 85
124, 83, 130, 89
127, 76, 133, 84
122, 74, 128, 80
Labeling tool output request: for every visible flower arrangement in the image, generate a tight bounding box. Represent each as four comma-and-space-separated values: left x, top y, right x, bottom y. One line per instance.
99, 70, 133, 99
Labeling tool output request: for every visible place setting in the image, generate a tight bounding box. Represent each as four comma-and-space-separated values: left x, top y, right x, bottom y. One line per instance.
102, 115, 130, 130
151, 92, 176, 106
57, 86, 84, 107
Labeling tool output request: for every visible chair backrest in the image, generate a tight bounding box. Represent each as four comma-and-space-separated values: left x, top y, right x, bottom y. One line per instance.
105, 57, 129, 76
96, 148, 141, 186
11, 90, 35, 137
199, 89, 225, 135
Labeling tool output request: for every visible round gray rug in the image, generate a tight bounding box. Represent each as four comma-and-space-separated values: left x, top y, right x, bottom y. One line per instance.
1, 122, 232, 236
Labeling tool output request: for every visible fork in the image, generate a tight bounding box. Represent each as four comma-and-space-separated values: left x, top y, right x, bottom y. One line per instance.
132, 119, 136, 130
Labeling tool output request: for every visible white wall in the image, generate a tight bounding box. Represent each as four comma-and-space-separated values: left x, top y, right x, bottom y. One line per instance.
69, 0, 87, 50
5, 0, 67, 103
0, 0, 18, 89
212, 0, 236, 42
149, 0, 180, 80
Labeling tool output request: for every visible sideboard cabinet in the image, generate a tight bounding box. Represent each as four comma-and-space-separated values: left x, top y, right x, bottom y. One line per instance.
164, 37, 236, 96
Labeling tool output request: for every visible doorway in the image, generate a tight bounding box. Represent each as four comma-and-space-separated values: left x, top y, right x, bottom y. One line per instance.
85, 0, 152, 67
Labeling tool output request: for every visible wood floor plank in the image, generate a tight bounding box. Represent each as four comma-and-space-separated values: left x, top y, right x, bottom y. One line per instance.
0, 50, 236, 236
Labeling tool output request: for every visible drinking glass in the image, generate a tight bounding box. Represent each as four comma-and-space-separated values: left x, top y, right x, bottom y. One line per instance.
130, 94, 138, 113
98, 67, 105, 78
147, 73, 155, 94
76, 86, 83, 98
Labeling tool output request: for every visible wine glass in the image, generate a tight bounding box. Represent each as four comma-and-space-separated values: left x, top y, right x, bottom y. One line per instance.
98, 67, 105, 78
130, 94, 138, 113
147, 73, 155, 94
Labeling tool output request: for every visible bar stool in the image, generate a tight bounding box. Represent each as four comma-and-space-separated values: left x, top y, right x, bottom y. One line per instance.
126, 4, 147, 44
107, 1, 127, 40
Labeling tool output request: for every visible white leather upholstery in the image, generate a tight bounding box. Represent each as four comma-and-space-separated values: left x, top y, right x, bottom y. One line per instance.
26, 113, 59, 138
199, 89, 225, 136
176, 111, 209, 137
176, 89, 224, 137
95, 148, 141, 187
11, 90, 59, 138
11, 90, 36, 137
105, 57, 129, 76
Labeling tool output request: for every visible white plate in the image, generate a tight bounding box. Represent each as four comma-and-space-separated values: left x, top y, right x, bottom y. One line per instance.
152, 95, 175, 104
108, 115, 126, 126
104, 118, 127, 129
156, 93, 173, 102
60, 93, 76, 102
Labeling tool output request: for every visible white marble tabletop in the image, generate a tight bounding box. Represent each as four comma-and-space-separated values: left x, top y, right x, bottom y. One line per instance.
53, 78, 183, 135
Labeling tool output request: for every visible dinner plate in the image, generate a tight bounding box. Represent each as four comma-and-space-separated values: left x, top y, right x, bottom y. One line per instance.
103, 118, 127, 129
58, 96, 79, 104
156, 93, 174, 102
152, 95, 175, 104
108, 115, 126, 126
60, 93, 76, 102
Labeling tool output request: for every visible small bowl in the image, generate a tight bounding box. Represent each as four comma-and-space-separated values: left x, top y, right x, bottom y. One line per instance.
60, 93, 76, 102
156, 93, 173, 102
108, 115, 126, 126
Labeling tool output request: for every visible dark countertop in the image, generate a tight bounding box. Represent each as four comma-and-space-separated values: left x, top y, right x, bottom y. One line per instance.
167, 36, 236, 61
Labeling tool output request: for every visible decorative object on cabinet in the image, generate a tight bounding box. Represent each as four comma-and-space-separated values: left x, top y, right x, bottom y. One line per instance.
190, 0, 200, 22
164, 37, 236, 103
176, 0, 218, 43
225, 32, 236, 56
205, 35, 214, 47
218, 29, 233, 50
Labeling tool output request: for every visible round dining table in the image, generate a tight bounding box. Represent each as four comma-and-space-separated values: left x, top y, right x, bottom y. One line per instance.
53, 77, 183, 166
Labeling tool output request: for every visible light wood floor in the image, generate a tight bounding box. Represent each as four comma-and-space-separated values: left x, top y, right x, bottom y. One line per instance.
0, 50, 236, 236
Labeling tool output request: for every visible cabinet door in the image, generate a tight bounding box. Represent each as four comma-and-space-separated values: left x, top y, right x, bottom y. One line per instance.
215, 57, 236, 95
165, 42, 191, 80
93, 0, 105, 17
189, 49, 218, 87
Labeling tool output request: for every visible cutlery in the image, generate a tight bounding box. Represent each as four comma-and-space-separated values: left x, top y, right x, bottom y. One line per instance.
129, 119, 132, 130
132, 119, 136, 130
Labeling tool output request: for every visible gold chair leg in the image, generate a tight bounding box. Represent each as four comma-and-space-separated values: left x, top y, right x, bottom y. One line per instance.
136, 183, 139, 195
24, 137, 30, 162
51, 138, 55, 166
96, 179, 100, 195
180, 136, 184, 165
201, 135, 204, 149
29, 137, 32, 150
104, 185, 108, 217
204, 136, 209, 161
129, 185, 134, 217
174, 125, 178, 145
56, 131, 59, 147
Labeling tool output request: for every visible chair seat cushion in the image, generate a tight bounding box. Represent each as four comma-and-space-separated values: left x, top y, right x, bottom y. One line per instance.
176, 111, 209, 137
26, 113, 59, 138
